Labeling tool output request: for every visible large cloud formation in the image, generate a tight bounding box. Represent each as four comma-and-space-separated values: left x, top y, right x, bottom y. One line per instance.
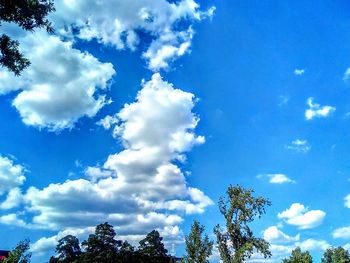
0, 0, 214, 131
0, 30, 115, 131
52, 0, 215, 71
1, 74, 212, 254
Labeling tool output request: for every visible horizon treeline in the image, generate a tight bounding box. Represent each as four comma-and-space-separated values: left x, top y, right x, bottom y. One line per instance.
3, 185, 350, 263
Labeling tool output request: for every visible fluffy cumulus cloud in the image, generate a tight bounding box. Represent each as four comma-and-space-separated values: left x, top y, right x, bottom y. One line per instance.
263, 226, 300, 243
343, 68, 350, 81
278, 203, 325, 229
305, 97, 336, 120
0, 0, 214, 130
286, 139, 311, 153
296, 239, 330, 251
257, 173, 295, 184
5, 74, 212, 255
0, 156, 26, 196
51, 0, 215, 71
0, 31, 115, 131
333, 226, 350, 239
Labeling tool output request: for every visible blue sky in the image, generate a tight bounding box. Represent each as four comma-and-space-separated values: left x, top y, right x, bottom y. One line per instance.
1, 0, 350, 262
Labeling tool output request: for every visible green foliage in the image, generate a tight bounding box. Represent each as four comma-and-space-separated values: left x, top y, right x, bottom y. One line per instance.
0, 0, 54, 75
322, 247, 350, 263
3, 239, 31, 263
183, 220, 213, 263
214, 185, 272, 263
282, 247, 313, 263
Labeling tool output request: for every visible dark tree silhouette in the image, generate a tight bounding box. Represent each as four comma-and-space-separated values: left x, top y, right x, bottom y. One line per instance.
49, 235, 81, 263
80, 222, 122, 263
138, 230, 169, 263
0, 0, 55, 75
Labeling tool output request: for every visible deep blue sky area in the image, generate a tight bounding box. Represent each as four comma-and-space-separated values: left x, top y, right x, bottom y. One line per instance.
1, 0, 350, 262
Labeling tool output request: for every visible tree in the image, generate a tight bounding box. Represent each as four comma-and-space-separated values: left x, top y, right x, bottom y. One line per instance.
118, 241, 137, 263
214, 185, 272, 263
0, 0, 55, 75
81, 222, 122, 263
138, 230, 168, 262
3, 239, 31, 263
49, 235, 81, 263
282, 247, 312, 263
322, 247, 350, 263
183, 220, 213, 263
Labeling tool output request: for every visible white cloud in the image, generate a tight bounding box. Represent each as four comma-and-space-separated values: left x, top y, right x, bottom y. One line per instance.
296, 238, 330, 251
343, 68, 350, 81
257, 173, 295, 184
333, 226, 350, 239
344, 194, 350, 208
286, 139, 311, 153
305, 97, 336, 120
0, 213, 27, 227
97, 114, 119, 130
278, 203, 325, 229
0, 31, 115, 131
31, 227, 94, 254
294, 69, 305, 76
0, 156, 26, 195
0, 187, 23, 210
0, 0, 214, 130
51, 0, 215, 71
7, 74, 212, 251
263, 226, 300, 243
84, 166, 113, 182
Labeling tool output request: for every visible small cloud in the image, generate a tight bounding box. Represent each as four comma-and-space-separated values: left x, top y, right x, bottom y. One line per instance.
343, 68, 350, 81
286, 139, 311, 153
278, 203, 326, 229
294, 69, 305, 76
257, 173, 295, 184
96, 114, 119, 130
278, 95, 289, 106
305, 97, 336, 120
296, 239, 330, 251
333, 226, 350, 239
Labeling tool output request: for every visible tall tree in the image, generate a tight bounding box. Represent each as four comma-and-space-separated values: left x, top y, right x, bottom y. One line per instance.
49, 235, 81, 263
3, 239, 31, 263
138, 230, 168, 262
214, 185, 272, 263
282, 247, 313, 263
81, 222, 122, 263
0, 0, 54, 75
322, 247, 350, 263
183, 220, 213, 263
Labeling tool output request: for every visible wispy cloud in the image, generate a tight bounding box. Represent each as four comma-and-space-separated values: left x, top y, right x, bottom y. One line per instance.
286, 139, 311, 153
343, 68, 350, 81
